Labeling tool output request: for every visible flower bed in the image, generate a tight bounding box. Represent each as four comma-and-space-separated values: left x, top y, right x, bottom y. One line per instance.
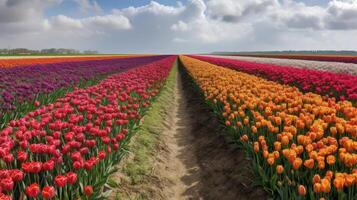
0, 56, 169, 127
0, 56, 176, 199
180, 55, 356, 199
191, 55, 357, 102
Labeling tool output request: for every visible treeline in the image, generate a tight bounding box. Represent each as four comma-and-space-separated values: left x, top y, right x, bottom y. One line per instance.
0, 48, 98, 55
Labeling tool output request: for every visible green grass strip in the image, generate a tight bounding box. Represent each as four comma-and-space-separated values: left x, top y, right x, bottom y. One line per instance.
110, 61, 177, 200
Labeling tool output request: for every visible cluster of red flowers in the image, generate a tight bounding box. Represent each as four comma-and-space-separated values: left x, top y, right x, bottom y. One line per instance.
0, 56, 175, 199
191, 55, 357, 102
234, 54, 357, 64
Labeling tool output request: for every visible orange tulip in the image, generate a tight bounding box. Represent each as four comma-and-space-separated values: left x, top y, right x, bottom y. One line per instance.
253, 142, 260, 152
273, 151, 280, 159
320, 178, 331, 193
344, 174, 355, 186
333, 177, 345, 191
293, 158, 302, 170
179, 55, 357, 199
303, 159, 314, 169
330, 126, 337, 136
298, 185, 306, 196
276, 165, 284, 174
313, 183, 321, 193
326, 155, 336, 165
240, 135, 248, 142
263, 150, 269, 158
267, 157, 275, 166
236, 121, 242, 127
274, 141, 281, 151
305, 144, 314, 153
318, 160, 325, 169
243, 117, 249, 125
251, 126, 258, 133
313, 174, 321, 184
281, 135, 289, 146
225, 120, 231, 126
325, 170, 333, 180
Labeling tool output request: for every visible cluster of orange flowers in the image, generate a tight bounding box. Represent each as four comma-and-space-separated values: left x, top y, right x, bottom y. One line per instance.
180, 55, 357, 198
0, 55, 139, 68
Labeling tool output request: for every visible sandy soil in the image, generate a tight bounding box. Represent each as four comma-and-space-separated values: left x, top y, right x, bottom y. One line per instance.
151, 67, 266, 200
108, 65, 267, 200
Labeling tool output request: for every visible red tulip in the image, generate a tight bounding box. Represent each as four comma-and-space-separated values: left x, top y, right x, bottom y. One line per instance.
98, 150, 106, 160
73, 161, 82, 170
34, 101, 40, 107
54, 175, 67, 187
10, 169, 23, 182
42, 186, 56, 199
0, 193, 12, 200
22, 162, 42, 173
0, 170, 9, 179
17, 151, 28, 162
0, 177, 14, 191
66, 172, 78, 184
3, 154, 14, 163
25, 183, 40, 198
84, 185, 93, 197
42, 160, 55, 171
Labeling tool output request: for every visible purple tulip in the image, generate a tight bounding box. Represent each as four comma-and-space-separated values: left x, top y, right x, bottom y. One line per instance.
0, 56, 169, 112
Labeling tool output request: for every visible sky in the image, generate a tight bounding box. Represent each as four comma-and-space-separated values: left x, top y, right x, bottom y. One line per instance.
0, 0, 357, 53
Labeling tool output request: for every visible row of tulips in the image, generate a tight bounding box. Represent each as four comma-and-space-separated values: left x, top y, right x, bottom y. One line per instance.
179, 56, 356, 200
0, 55, 138, 69
208, 55, 357, 75
190, 55, 357, 102
233, 54, 357, 65
0, 56, 168, 128
0, 56, 176, 199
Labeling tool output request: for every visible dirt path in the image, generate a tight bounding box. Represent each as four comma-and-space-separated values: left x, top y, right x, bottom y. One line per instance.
153, 67, 266, 200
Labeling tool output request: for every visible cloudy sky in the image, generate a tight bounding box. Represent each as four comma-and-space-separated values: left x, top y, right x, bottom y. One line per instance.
0, 0, 357, 53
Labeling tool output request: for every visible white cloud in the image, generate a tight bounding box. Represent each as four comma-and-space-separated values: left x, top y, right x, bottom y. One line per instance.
206, 0, 278, 22
51, 15, 84, 29
0, 0, 357, 53
325, 0, 357, 29
83, 15, 131, 30
171, 21, 189, 31
74, 0, 102, 14
49, 14, 131, 33
115, 1, 184, 16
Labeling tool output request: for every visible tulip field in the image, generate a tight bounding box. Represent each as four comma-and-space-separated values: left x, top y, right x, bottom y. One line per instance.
179, 55, 356, 200
0, 55, 176, 199
232, 54, 357, 64
0, 54, 356, 200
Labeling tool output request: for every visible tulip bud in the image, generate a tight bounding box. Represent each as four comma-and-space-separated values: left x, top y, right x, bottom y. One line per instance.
84, 185, 93, 197
298, 185, 306, 196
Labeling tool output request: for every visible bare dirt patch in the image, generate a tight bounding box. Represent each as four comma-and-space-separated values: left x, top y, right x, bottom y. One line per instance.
152, 66, 267, 200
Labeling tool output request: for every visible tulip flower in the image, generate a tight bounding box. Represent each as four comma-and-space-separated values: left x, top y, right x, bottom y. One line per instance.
84, 185, 93, 197
42, 186, 56, 199
25, 183, 40, 198
0, 178, 14, 191
298, 185, 306, 196
276, 165, 284, 174
66, 172, 78, 185
180, 55, 357, 199
54, 175, 67, 187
